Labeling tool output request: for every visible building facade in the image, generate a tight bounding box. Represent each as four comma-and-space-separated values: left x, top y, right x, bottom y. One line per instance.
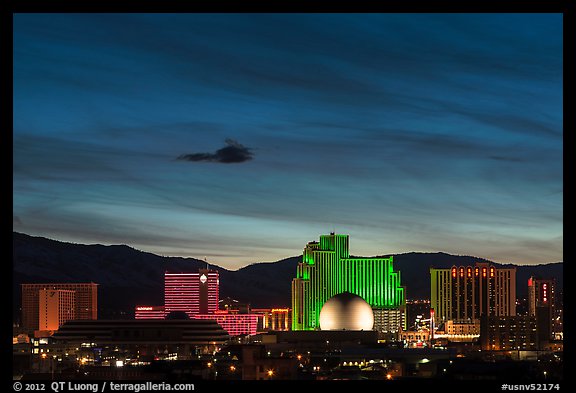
373, 309, 405, 335
21, 283, 98, 332
135, 269, 260, 337
38, 289, 75, 331
51, 319, 229, 361
195, 311, 259, 336
134, 305, 165, 320
252, 308, 291, 331
480, 315, 538, 350
433, 319, 480, 343
291, 233, 405, 331
164, 269, 219, 318
430, 264, 516, 326
528, 276, 555, 344
268, 308, 291, 331
399, 328, 431, 347
444, 319, 481, 336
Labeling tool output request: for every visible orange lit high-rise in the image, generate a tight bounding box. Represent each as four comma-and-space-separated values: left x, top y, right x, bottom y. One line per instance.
38, 289, 75, 331
21, 283, 98, 332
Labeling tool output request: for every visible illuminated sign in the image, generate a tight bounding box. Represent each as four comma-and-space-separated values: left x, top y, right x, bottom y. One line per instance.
271, 308, 290, 312
482, 268, 487, 277
542, 283, 548, 303
200, 274, 207, 284
452, 268, 457, 278
136, 307, 153, 311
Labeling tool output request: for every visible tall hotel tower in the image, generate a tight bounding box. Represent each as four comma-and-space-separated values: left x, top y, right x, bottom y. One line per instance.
38, 289, 75, 331
430, 263, 516, 325
164, 269, 219, 318
291, 233, 405, 331
528, 276, 555, 343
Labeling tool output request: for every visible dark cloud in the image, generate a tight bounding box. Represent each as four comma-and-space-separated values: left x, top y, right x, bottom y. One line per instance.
177, 139, 253, 164
489, 156, 526, 163
13, 215, 23, 225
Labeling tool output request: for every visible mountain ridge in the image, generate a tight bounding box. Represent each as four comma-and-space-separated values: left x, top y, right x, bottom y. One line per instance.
12, 232, 562, 320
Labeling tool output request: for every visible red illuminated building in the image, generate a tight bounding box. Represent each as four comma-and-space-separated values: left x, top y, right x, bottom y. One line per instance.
134, 268, 278, 337
134, 305, 165, 320
164, 269, 219, 318
195, 311, 259, 336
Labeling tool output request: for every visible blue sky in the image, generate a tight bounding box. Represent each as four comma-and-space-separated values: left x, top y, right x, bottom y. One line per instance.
13, 14, 563, 270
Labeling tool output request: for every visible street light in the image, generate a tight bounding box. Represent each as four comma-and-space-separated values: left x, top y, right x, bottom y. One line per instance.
267, 369, 274, 378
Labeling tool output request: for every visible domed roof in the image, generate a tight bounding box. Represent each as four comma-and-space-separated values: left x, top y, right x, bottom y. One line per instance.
319, 292, 374, 331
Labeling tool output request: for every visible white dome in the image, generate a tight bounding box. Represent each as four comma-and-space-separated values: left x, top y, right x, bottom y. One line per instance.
319, 292, 374, 331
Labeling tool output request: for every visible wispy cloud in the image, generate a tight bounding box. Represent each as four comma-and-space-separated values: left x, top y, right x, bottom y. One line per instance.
12, 14, 562, 268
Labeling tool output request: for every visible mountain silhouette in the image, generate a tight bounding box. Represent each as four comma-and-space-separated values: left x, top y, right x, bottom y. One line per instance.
12, 232, 562, 321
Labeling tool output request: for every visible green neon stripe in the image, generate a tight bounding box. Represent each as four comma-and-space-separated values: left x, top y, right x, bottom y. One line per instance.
291, 233, 406, 330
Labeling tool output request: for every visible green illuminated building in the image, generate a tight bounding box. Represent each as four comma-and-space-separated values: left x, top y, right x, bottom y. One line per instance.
291, 233, 406, 331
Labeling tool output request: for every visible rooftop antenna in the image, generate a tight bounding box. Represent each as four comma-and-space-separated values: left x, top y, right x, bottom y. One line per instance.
204, 257, 209, 270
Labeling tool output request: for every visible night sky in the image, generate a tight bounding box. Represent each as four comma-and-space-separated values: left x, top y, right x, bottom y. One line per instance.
13, 14, 562, 270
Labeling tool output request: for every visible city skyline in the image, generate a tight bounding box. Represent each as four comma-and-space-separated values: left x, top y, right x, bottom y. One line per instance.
13, 13, 563, 270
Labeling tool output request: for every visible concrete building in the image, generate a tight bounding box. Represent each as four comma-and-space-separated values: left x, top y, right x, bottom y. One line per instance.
251, 308, 292, 331
373, 308, 405, 336
50, 319, 230, 362
480, 315, 538, 350
430, 264, 516, 326
38, 289, 75, 331
21, 283, 98, 332
528, 276, 555, 345
399, 328, 431, 347
433, 319, 481, 345
268, 308, 291, 331
52, 319, 229, 345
